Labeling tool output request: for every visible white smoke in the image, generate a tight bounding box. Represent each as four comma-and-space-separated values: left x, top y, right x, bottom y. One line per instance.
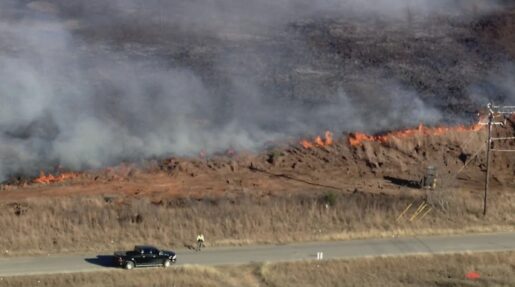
0, 0, 509, 180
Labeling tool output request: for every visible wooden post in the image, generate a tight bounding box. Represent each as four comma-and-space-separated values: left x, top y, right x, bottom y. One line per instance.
483, 108, 493, 216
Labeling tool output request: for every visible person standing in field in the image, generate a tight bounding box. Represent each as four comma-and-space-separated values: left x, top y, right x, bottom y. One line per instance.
196, 233, 205, 251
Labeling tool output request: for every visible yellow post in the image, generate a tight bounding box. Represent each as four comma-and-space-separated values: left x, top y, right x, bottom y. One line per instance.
412, 202, 426, 215
418, 207, 433, 221
396, 202, 414, 221
409, 202, 427, 222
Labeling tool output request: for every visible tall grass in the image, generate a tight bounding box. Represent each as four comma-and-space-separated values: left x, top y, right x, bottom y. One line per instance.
0, 188, 513, 256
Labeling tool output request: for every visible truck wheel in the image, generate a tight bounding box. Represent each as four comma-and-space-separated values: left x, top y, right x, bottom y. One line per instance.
125, 261, 135, 270
163, 259, 171, 268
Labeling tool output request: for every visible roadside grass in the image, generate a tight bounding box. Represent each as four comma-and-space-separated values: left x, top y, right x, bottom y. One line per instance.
260, 251, 515, 287
1, 252, 514, 287
0, 187, 513, 256
0, 266, 257, 287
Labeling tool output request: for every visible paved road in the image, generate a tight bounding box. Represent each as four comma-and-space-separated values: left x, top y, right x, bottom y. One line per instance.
0, 232, 514, 277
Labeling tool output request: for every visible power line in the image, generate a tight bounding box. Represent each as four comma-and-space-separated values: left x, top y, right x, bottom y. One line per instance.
491, 137, 515, 141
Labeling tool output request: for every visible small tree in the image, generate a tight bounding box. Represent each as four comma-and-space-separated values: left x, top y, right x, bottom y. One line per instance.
322, 191, 337, 207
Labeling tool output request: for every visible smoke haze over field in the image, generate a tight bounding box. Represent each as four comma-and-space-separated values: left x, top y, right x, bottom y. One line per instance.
0, 0, 513, 180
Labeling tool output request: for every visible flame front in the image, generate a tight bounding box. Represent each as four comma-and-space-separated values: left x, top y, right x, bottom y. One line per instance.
300, 131, 334, 149
324, 131, 333, 145
300, 140, 314, 149
33, 171, 79, 184
348, 123, 484, 146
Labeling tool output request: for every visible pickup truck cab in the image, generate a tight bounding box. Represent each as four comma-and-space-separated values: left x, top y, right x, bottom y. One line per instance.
114, 245, 177, 269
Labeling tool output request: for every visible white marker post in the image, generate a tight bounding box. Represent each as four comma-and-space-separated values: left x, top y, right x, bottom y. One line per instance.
316, 252, 324, 260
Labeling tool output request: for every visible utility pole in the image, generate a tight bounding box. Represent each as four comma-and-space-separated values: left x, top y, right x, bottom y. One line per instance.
482, 103, 515, 216
483, 109, 492, 216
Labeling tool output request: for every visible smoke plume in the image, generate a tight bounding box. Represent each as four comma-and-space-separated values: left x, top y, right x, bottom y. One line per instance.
0, 0, 511, 180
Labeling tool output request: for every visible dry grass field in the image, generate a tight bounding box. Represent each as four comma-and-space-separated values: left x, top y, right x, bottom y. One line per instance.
0, 186, 513, 256
1, 251, 514, 287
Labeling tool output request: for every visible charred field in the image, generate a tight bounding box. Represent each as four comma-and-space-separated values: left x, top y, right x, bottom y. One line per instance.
0, 1, 514, 255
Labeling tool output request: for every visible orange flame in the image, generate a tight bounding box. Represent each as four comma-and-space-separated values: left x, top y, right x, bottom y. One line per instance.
300, 131, 334, 149
348, 123, 484, 146
300, 140, 314, 149
324, 131, 333, 145
33, 171, 79, 184
314, 136, 324, 146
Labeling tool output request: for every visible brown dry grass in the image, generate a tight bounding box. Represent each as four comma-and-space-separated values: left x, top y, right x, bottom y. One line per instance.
260, 251, 515, 287
0, 186, 513, 256
1, 252, 514, 287
0, 265, 257, 287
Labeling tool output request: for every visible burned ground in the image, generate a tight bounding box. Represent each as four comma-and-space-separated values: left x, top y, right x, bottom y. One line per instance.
1, 2, 515, 180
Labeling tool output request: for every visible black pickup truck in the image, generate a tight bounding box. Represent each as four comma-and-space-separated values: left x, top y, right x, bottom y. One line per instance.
114, 245, 177, 269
